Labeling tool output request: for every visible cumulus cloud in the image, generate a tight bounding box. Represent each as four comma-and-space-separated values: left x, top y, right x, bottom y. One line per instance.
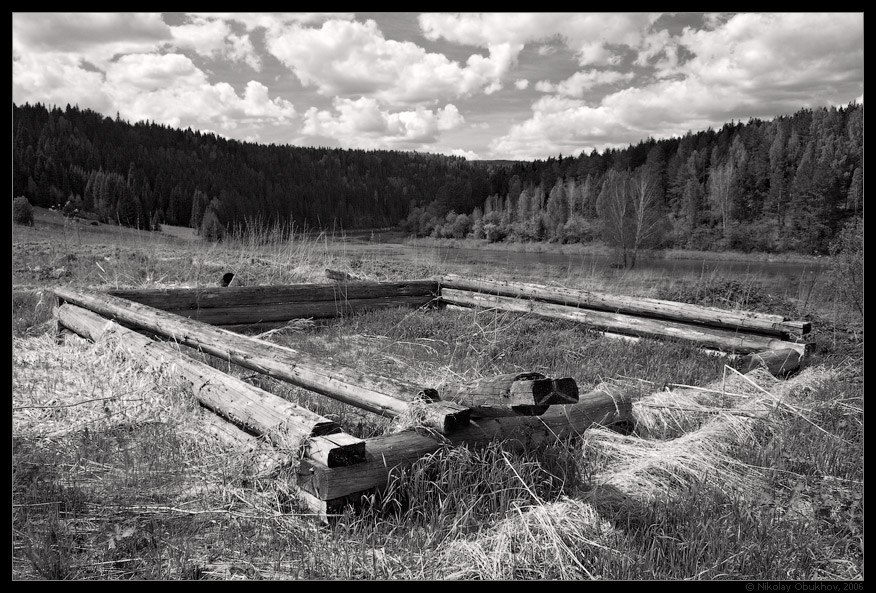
535, 70, 635, 97
13, 52, 114, 114
489, 12, 864, 160
12, 12, 171, 67
103, 53, 296, 130
302, 97, 465, 149
514, 79, 530, 90
265, 18, 516, 104
189, 12, 353, 31
419, 12, 658, 67
169, 14, 262, 70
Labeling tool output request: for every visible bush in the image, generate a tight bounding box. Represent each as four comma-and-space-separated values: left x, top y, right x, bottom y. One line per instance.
199, 210, 225, 242
13, 196, 34, 226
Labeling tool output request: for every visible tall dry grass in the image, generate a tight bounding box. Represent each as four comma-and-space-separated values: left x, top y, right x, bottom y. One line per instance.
12, 208, 862, 580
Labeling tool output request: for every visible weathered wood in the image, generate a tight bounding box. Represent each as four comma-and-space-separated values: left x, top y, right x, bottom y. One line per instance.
159, 295, 433, 325
736, 348, 802, 377
441, 288, 812, 357
296, 384, 632, 501
197, 408, 289, 477
55, 287, 469, 434
56, 304, 358, 453
108, 281, 439, 310
440, 274, 811, 338
305, 433, 367, 468
438, 372, 579, 417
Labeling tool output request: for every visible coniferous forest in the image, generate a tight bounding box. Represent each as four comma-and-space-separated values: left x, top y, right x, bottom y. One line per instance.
13, 101, 862, 256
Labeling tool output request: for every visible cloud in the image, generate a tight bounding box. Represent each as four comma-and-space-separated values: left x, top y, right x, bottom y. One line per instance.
189, 12, 353, 31
264, 18, 516, 104
418, 12, 658, 67
302, 97, 465, 149
489, 12, 864, 160
514, 79, 530, 90
535, 70, 635, 98
103, 53, 296, 130
12, 13, 171, 67
169, 14, 262, 70
13, 52, 114, 114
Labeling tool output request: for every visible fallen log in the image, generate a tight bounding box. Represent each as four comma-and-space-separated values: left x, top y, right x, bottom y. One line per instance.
196, 408, 288, 477
439, 372, 579, 417
441, 288, 812, 357
296, 384, 632, 503
55, 287, 469, 434
108, 280, 439, 310
735, 348, 802, 377
439, 274, 810, 339
158, 295, 433, 325
56, 303, 368, 467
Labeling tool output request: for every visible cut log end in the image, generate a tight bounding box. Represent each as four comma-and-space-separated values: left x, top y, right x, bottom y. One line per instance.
513, 377, 580, 405
420, 401, 471, 434
306, 434, 367, 468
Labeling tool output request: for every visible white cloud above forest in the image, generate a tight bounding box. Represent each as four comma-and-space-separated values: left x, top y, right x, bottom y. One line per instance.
12, 12, 171, 67
488, 12, 864, 160
264, 18, 516, 104
302, 97, 465, 149
418, 12, 658, 67
535, 70, 635, 98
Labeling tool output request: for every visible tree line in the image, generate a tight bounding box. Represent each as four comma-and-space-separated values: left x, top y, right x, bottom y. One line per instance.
13, 101, 862, 257
406, 102, 862, 259
12, 102, 491, 236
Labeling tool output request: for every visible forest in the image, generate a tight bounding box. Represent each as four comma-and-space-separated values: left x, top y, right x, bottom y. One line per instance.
13, 101, 863, 255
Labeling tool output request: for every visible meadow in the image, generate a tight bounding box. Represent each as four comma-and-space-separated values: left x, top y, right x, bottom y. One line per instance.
12, 208, 863, 580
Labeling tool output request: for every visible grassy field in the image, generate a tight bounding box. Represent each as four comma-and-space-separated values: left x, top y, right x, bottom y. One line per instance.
12, 208, 863, 580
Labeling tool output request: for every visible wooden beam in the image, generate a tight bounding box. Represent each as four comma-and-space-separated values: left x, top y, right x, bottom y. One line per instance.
438, 372, 579, 417
440, 274, 810, 338
158, 295, 433, 325
108, 280, 439, 310
736, 348, 802, 377
441, 288, 812, 357
56, 304, 371, 466
55, 287, 469, 434
296, 385, 632, 501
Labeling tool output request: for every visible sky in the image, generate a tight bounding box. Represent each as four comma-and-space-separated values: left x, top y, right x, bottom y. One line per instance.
12, 12, 864, 162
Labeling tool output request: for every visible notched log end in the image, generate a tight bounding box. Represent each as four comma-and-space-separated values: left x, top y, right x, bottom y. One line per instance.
530, 377, 580, 405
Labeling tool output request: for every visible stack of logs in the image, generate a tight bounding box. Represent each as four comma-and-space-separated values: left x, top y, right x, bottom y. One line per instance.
52, 273, 812, 518
53, 285, 626, 518
437, 274, 812, 376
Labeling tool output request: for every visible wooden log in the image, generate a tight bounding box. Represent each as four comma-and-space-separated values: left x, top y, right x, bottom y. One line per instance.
55, 288, 469, 434
441, 288, 812, 357
56, 304, 369, 464
159, 295, 433, 325
438, 372, 579, 417
107, 280, 439, 310
197, 408, 288, 477
736, 348, 802, 377
296, 384, 632, 501
439, 274, 810, 338
305, 434, 367, 468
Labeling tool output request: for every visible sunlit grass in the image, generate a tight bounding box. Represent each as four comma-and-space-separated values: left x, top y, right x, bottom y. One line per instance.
12, 208, 862, 580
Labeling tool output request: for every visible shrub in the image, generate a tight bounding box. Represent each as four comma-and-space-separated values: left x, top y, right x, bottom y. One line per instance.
199, 210, 225, 242
13, 196, 34, 226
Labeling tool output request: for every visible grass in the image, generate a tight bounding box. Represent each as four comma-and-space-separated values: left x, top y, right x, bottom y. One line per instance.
12, 207, 863, 580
